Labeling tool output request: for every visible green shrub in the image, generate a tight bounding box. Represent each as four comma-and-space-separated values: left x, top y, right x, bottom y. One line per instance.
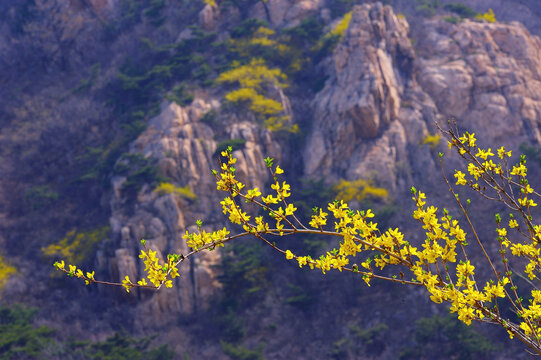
164, 84, 194, 106
414, 0, 440, 17
443, 3, 478, 18
443, 16, 460, 24
24, 185, 59, 210
109, 30, 217, 117
231, 18, 269, 39
399, 314, 496, 359
221, 341, 264, 360
114, 153, 169, 197
285, 283, 315, 309
200, 109, 219, 127
519, 142, 541, 166
350, 323, 388, 355
215, 310, 246, 342
70, 63, 101, 94
215, 139, 247, 156
193, 63, 212, 81
284, 16, 324, 49
331, 322, 389, 359
218, 241, 269, 305
68, 332, 175, 360
311, 12, 352, 64
77, 143, 122, 184
0, 305, 176, 360
142, 0, 166, 26
0, 305, 56, 360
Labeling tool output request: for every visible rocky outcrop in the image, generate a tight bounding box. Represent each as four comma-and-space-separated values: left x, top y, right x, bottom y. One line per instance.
104, 99, 282, 326
199, 4, 220, 31
250, 0, 324, 27
416, 18, 541, 147
304, 3, 435, 192
304, 3, 541, 195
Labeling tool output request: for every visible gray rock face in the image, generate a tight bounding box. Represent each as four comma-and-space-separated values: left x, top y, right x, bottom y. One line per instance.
104, 99, 282, 325
304, 3, 541, 194
250, 0, 324, 27
304, 4, 431, 192
416, 18, 541, 146
199, 4, 220, 31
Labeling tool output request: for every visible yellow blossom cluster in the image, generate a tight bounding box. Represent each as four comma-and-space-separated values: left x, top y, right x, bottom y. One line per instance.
410, 189, 508, 326
445, 123, 541, 344
184, 227, 230, 251
137, 248, 179, 288
120, 241, 184, 293
54, 237, 186, 294
308, 208, 328, 229
519, 290, 541, 337
54, 260, 95, 285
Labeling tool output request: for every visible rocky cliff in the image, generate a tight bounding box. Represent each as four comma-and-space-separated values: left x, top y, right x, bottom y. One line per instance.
105, 98, 284, 326
304, 3, 423, 193
417, 17, 541, 146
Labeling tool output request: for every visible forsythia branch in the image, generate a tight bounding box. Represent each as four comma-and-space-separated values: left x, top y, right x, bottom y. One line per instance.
54, 121, 541, 355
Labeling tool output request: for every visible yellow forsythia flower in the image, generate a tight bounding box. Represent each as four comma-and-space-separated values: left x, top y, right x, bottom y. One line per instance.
475, 148, 494, 160
497, 146, 512, 159
454, 170, 467, 185
122, 276, 132, 293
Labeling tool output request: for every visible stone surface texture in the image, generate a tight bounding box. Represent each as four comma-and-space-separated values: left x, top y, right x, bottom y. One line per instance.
105, 99, 282, 325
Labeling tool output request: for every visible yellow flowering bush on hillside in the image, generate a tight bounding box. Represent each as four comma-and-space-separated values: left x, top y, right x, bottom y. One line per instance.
154, 182, 197, 201
312, 11, 352, 56
0, 255, 17, 291
217, 58, 296, 132
476, 8, 496, 23
43, 226, 110, 266
333, 179, 389, 203
54, 120, 541, 355
421, 132, 441, 150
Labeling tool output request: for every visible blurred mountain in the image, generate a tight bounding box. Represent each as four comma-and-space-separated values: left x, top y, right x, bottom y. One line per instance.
1, 1, 541, 358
